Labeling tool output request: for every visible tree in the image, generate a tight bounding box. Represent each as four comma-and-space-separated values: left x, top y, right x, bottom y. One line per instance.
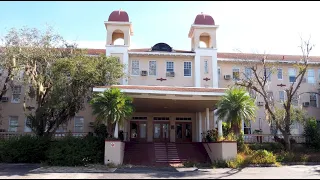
215, 87, 257, 135
90, 88, 134, 138
1, 26, 125, 137
234, 37, 314, 150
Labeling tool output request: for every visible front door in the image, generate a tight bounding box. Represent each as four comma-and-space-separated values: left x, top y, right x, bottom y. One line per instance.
175, 122, 192, 142
130, 121, 147, 142
153, 122, 170, 142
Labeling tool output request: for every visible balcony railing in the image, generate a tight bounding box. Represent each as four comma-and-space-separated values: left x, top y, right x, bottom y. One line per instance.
0, 131, 130, 141
0, 132, 89, 140
243, 134, 306, 144
199, 132, 305, 144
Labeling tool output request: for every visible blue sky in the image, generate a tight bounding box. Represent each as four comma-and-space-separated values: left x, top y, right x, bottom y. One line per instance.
1, 1, 320, 55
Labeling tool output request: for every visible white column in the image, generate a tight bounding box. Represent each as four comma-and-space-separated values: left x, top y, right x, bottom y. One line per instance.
218, 120, 223, 137
212, 49, 218, 88
213, 109, 217, 129
206, 108, 210, 130
114, 122, 119, 138
122, 53, 129, 85
194, 54, 201, 87
198, 112, 202, 142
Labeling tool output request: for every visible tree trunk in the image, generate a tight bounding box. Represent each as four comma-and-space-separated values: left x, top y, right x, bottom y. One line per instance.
231, 123, 240, 135
283, 133, 291, 151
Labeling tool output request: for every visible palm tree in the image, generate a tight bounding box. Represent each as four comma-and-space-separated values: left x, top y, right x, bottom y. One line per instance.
215, 87, 257, 135
90, 88, 133, 138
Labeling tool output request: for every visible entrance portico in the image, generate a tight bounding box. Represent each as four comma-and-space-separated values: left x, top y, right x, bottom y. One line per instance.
93, 85, 226, 142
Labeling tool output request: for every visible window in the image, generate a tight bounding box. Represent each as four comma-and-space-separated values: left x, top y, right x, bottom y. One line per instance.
149, 61, 157, 76
292, 93, 299, 106
204, 60, 209, 74
24, 118, 32, 132
318, 69, 320, 80
288, 68, 296, 83
56, 123, 68, 133
267, 91, 274, 105
277, 68, 283, 80
12, 86, 21, 103
8, 116, 18, 132
166, 61, 174, 72
184, 62, 192, 77
245, 67, 252, 80
249, 89, 257, 99
131, 60, 139, 75
74, 117, 84, 132
244, 121, 251, 134
279, 91, 285, 102
218, 67, 221, 78
264, 68, 271, 81
307, 69, 315, 84
310, 93, 317, 107
232, 68, 240, 81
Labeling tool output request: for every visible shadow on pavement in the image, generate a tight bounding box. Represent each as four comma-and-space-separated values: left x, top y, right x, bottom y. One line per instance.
0, 163, 41, 177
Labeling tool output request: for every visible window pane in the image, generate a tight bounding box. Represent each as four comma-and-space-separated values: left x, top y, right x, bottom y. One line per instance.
184, 62, 191, 76
277, 69, 283, 79
131, 60, 139, 75
308, 69, 315, 83
204, 60, 208, 74
166, 62, 174, 72
74, 117, 84, 132
233, 69, 240, 80
149, 61, 156, 75
279, 91, 285, 101
139, 123, 147, 138
245, 68, 252, 79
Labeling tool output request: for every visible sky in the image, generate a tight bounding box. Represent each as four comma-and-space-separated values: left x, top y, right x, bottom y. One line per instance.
1, 1, 320, 56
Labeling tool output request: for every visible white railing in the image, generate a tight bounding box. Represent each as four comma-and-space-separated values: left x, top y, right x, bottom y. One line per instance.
244, 134, 306, 144
0, 132, 89, 140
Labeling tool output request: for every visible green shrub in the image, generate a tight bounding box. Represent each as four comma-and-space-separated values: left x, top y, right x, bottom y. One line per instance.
212, 160, 228, 168
45, 135, 104, 166
222, 122, 232, 136
183, 160, 199, 167
94, 123, 108, 138
237, 131, 245, 152
226, 154, 246, 168
0, 135, 50, 163
304, 117, 320, 149
248, 142, 284, 153
205, 129, 218, 142
247, 150, 277, 164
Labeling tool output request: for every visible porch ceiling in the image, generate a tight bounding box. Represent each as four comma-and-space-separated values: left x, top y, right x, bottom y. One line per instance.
132, 98, 218, 113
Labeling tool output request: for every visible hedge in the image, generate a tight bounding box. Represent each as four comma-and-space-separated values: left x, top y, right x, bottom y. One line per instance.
0, 134, 105, 166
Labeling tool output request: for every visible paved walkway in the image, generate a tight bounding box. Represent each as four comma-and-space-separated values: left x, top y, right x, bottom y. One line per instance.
0, 164, 320, 179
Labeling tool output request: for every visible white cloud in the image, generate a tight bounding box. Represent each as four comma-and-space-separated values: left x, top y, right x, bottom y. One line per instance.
65, 40, 146, 50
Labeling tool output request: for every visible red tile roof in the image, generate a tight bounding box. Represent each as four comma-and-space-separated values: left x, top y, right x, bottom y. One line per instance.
194, 13, 215, 25
108, 10, 129, 22
95, 85, 227, 93
2, 47, 320, 62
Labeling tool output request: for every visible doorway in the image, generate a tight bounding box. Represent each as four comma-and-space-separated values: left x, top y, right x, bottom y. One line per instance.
130, 121, 147, 142
175, 122, 192, 142
153, 122, 170, 142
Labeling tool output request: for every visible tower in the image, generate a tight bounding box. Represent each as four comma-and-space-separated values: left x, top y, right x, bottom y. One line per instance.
104, 9, 133, 85
188, 12, 219, 88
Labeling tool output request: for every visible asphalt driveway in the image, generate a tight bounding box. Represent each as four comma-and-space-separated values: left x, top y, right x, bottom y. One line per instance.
0, 163, 320, 179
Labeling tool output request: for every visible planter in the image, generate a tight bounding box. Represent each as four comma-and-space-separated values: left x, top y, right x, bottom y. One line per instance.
104, 140, 125, 165
203, 141, 237, 162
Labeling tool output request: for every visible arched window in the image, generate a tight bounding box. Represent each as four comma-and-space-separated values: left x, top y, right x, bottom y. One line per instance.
112, 29, 124, 45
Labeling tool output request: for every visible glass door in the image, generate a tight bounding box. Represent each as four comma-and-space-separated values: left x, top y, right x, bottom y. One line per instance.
175, 122, 192, 142
153, 122, 170, 142
130, 121, 147, 142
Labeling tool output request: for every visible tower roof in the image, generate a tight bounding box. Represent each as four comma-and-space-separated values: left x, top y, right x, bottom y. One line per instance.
108, 9, 129, 22
194, 12, 215, 25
